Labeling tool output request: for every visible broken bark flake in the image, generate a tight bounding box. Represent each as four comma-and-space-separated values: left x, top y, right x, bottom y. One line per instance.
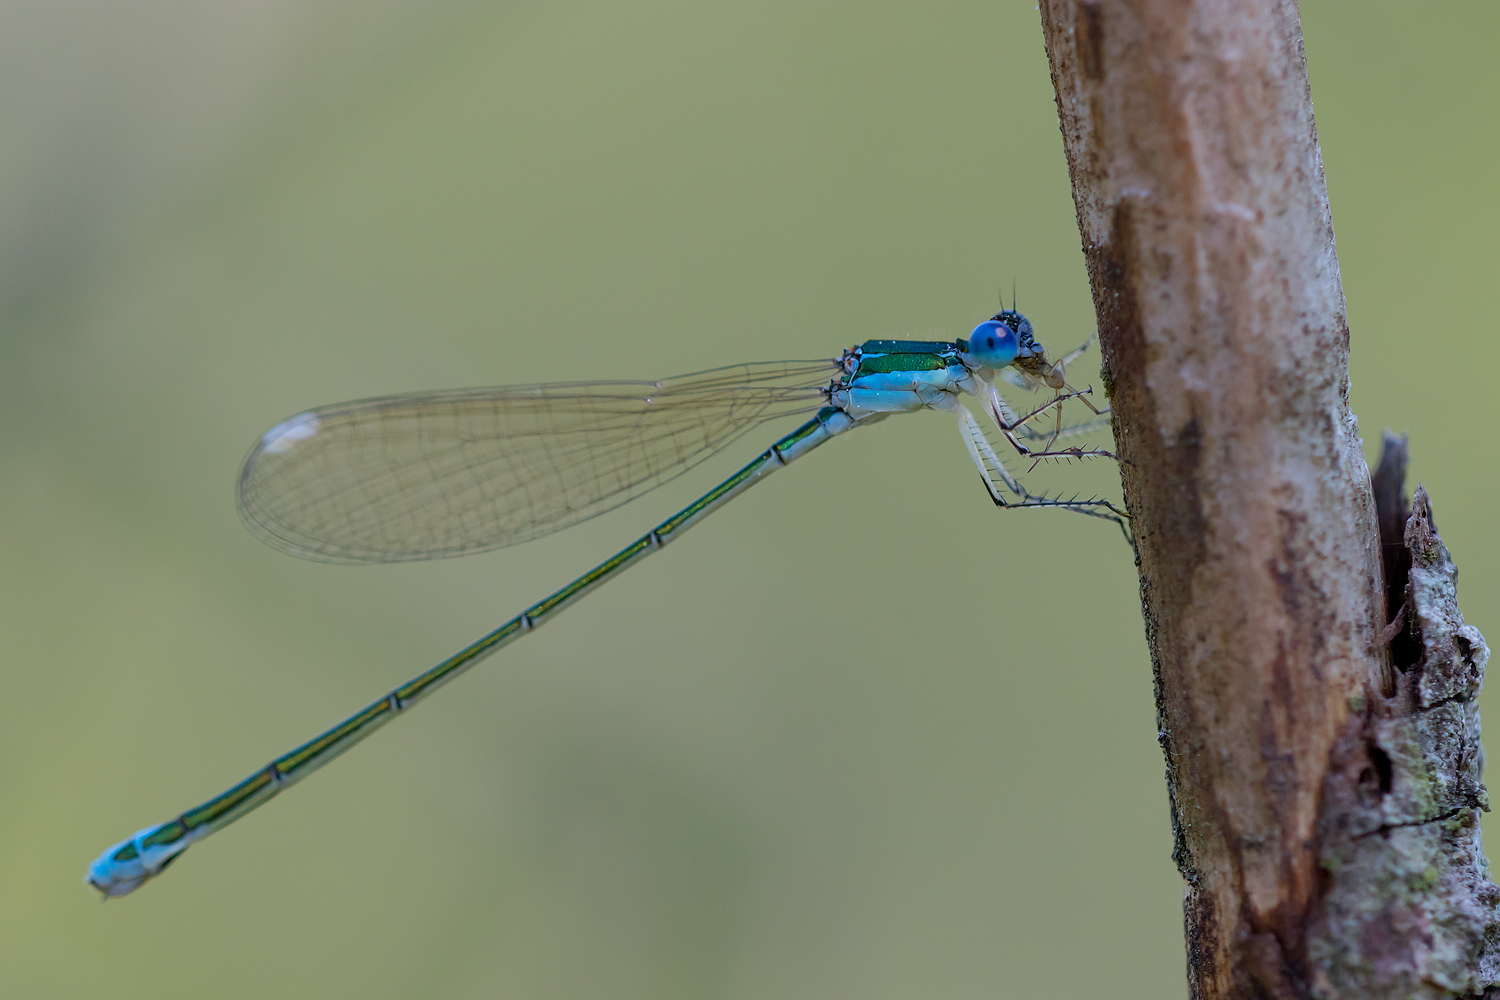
1314, 478, 1497, 999
1372, 433, 1412, 610
1373, 432, 1419, 677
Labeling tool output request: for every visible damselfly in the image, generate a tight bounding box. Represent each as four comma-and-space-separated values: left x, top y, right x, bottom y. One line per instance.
86, 310, 1125, 897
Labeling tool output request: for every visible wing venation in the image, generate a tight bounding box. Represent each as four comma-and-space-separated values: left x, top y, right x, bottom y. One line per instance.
237, 360, 835, 562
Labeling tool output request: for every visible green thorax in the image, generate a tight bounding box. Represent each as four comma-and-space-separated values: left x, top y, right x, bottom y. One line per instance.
848, 340, 963, 379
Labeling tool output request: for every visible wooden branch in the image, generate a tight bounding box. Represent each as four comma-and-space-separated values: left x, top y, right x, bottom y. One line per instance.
1037, 2, 1498, 997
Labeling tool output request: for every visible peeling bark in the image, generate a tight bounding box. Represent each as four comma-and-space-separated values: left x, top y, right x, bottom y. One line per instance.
1036, 2, 1498, 997
1312, 438, 1499, 998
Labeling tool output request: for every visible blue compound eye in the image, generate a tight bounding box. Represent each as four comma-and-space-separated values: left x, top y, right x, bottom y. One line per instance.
964, 319, 1018, 367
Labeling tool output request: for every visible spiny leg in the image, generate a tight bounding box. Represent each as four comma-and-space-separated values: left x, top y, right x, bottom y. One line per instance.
957, 404, 1135, 551
1049, 335, 1111, 418
1041, 339, 1083, 448
960, 382, 1136, 553
1050, 495, 1136, 556
957, 404, 1024, 504
1025, 394, 1106, 473
1015, 411, 1113, 443
990, 384, 1096, 433
986, 385, 1106, 458
982, 382, 1119, 464
956, 405, 1133, 546
958, 404, 1090, 505
1040, 395, 1065, 453
1066, 387, 1108, 417
1020, 364, 1113, 465
1015, 335, 1134, 550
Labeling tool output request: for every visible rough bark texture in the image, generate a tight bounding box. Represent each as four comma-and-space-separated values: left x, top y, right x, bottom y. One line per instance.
1037, 2, 1499, 997
1311, 440, 1499, 997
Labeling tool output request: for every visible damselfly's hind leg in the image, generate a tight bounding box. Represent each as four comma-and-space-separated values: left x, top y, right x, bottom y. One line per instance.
957, 404, 1024, 505
955, 405, 1135, 554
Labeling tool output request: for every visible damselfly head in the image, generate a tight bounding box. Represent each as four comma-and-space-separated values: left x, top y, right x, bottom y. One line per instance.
962, 310, 1043, 372
991, 310, 1041, 360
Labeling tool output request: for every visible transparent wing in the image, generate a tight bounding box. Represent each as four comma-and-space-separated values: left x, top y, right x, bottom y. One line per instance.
238, 359, 837, 563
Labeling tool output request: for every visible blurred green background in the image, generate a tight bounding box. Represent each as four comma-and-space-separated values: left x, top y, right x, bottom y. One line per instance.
1, 3, 1494, 997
